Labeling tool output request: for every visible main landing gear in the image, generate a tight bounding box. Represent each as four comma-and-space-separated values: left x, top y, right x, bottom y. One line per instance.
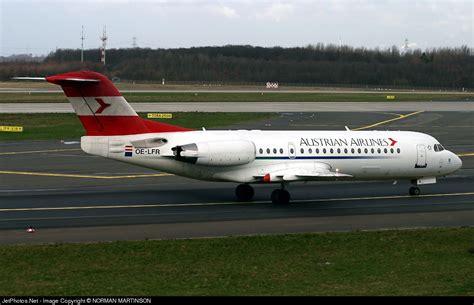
235, 184, 254, 201
271, 188, 290, 205
235, 183, 291, 204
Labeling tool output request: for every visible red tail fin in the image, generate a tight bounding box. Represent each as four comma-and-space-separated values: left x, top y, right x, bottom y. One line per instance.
46, 71, 190, 136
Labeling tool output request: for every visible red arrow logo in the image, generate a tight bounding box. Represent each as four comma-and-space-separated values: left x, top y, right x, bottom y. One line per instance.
388, 138, 398, 146
94, 98, 111, 114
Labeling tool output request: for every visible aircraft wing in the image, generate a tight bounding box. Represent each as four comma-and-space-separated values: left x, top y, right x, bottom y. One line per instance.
256, 162, 352, 182
292, 169, 352, 179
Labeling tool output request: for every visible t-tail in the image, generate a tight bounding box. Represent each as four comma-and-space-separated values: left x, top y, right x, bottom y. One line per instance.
45, 71, 190, 136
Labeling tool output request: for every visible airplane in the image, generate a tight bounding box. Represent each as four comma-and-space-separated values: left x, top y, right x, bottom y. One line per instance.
15, 71, 462, 204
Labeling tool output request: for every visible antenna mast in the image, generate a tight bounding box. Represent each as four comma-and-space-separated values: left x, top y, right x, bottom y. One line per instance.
132, 36, 137, 48
81, 25, 85, 63
100, 26, 107, 65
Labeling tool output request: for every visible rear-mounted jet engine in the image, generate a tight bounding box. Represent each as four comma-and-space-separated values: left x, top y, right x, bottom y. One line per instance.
172, 140, 256, 166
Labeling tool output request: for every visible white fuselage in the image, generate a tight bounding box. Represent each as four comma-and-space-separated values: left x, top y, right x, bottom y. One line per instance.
81, 130, 462, 184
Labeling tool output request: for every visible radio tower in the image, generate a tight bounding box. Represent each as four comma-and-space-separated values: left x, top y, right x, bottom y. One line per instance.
100, 26, 107, 65
132, 36, 137, 48
80, 25, 85, 63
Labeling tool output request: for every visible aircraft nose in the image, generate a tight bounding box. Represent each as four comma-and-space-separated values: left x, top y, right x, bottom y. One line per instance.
450, 152, 462, 171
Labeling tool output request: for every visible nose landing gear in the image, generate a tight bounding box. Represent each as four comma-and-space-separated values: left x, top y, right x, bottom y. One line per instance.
409, 186, 421, 196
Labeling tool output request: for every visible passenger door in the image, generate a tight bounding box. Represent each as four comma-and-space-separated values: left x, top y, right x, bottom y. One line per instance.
415, 144, 427, 168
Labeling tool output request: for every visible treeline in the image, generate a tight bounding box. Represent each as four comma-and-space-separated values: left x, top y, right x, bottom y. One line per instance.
1, 44, 472, 89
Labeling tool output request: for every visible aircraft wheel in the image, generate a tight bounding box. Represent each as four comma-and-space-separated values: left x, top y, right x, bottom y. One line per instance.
271, 189, 290, 204
409, 186, 421, 196
235, 184, 254, 201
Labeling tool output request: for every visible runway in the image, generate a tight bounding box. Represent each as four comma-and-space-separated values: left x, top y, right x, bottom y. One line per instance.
1, 101, 473, 113
0, 111, 473, 244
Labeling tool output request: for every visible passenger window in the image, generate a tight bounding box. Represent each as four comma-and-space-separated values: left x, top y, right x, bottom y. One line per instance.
351, 148, 355, 154
259, 148, 263, 154
330, 148, 334, 154
364, 148, 368, 154
390, 148, 394, 154
377, 148, 381, 154
323, 148, 327, 154
316, 148, 319, 154
290, 148, 294, 154
273, 148, 277, 154
384, 148, 388, 154
358, 148, 361, 154
309, 148, 312, 154
300, 148, 304, 154
266, 148, 270, 154
397, 148, 401, 153
344, 148, 348, 154
337, 148, 341, 154
371, 148, 374, 154
280, 148, 283, 154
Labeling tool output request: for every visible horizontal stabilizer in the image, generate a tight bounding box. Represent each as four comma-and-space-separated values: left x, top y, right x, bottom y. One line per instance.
12, 77, 100, 83
49, 78, 100, 83
11, 77, 46, 81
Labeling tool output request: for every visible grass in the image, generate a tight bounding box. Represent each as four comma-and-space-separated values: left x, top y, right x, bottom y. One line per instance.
0, 92, 472, 103
0, 112, 276, 141
0, 227, 473, 295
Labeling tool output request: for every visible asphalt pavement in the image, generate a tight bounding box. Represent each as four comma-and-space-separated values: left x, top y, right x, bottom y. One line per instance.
0, 111, 473, 244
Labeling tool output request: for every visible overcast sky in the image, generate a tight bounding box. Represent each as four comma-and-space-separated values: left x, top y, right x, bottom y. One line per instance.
0, 0, 472, 56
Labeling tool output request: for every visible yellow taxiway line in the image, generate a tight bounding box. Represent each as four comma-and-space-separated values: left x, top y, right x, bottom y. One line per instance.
458, 153, 474, 157
0, 170, 172, 179
0, 192, 473, 212
353, 110, 424, 131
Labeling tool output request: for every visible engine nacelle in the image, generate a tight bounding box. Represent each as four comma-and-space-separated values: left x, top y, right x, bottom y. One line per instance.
172, 140, 256, 166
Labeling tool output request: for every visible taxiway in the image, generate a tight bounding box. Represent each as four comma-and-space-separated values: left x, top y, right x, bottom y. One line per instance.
0, 111, 473, 244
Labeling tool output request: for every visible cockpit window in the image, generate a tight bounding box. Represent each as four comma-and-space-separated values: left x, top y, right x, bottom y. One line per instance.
434, 144, 445, 152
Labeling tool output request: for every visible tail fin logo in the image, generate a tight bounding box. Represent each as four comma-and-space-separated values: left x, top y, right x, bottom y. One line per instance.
95, 98, 111, 114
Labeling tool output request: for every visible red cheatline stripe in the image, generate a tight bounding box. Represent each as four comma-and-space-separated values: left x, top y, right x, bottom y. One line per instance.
78, 115, 191, 136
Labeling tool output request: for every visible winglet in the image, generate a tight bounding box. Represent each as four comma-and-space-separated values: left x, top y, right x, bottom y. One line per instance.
345, 126, 351, 131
